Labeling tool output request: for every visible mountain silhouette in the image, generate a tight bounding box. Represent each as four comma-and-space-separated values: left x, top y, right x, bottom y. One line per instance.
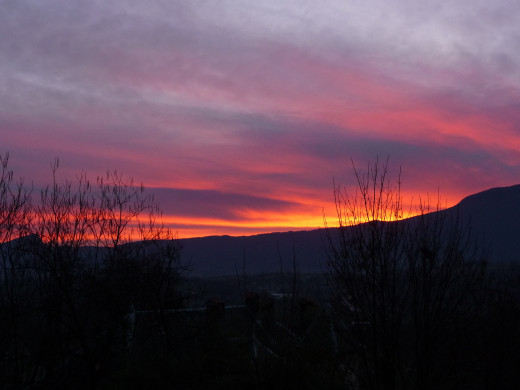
180, 184, 520, 276
3, 185, 518, 277
445, 184, 520, 264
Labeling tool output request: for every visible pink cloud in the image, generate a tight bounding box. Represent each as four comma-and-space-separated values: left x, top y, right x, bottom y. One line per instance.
2, 1, 520, 237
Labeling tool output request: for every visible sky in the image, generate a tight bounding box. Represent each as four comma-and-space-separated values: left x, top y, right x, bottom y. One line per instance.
1, 0, 520, 238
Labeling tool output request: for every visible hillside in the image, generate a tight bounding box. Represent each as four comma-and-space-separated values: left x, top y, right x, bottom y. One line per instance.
451, 184, 520, 263
180, 184, 520, 276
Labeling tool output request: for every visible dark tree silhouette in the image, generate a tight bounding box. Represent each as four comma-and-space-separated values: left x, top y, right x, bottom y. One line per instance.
0, 154, 182, 389
325, 158, 487, 390
0, 153, 34, 388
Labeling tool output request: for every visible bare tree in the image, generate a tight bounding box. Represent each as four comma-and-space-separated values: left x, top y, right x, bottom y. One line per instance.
33, 161, 182, 388
0, 156, 182, 389
0, 152, 34, 388
325, 158, 486, 390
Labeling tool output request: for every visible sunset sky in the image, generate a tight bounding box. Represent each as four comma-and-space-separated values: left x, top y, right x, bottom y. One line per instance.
1, 1, 519, 238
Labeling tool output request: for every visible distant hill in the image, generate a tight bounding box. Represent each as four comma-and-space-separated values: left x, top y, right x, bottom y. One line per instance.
180, 185, 520, 276
444, 184, 520, 264
4, 185, 517, 277
179, 230, 328, 277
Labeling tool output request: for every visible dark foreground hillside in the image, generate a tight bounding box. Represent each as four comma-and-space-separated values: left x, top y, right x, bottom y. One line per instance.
4, 245, 520, 390
2, 184, 520, 389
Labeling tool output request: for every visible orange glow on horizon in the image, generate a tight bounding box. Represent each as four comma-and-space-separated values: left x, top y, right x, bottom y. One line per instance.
159, 192, 462, 239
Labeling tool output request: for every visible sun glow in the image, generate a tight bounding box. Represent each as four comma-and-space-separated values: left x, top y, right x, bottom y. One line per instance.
160, 212, 323, 239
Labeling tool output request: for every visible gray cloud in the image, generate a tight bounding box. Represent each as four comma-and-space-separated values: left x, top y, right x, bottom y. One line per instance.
151, 187, 317, 220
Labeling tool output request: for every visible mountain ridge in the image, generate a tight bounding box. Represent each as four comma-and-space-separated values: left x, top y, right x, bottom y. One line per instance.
180, 184, 520, 276
3, 185, 518, 277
